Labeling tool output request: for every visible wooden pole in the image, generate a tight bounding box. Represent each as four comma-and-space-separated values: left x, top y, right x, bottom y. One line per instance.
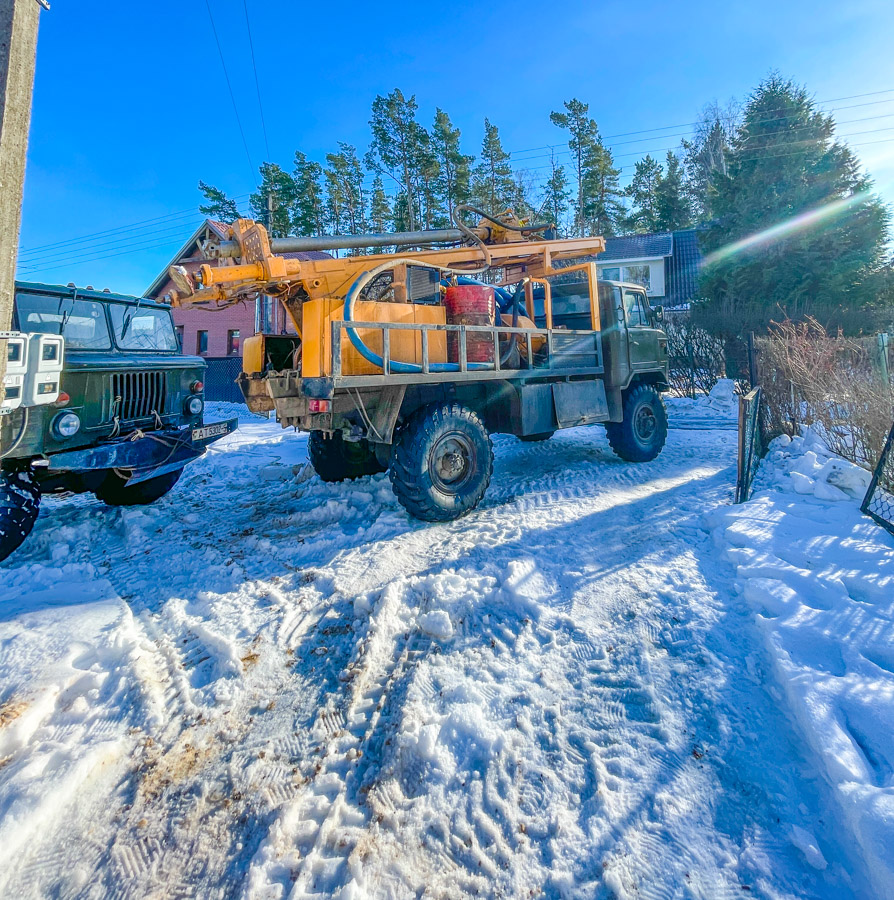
0, 0, 41, 415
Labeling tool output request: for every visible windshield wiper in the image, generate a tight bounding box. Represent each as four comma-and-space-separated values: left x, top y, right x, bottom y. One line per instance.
120, 296, 143, 340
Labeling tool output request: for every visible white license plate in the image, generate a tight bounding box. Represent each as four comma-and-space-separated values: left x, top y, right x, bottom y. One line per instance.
192, 422, 229, 442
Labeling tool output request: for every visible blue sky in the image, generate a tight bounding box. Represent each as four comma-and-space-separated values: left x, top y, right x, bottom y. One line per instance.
16, 0, 894, 296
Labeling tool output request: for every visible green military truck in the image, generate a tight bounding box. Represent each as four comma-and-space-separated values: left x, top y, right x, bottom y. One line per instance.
0, 282, 238, 562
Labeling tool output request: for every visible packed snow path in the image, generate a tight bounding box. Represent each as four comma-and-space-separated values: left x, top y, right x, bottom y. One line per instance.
0, 400, 878, 899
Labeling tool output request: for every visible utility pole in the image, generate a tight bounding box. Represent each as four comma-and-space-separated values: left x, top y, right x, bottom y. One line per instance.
0, 0, 41, 412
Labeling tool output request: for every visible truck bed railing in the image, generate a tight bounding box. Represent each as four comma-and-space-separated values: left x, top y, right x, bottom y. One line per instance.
330, 319, 603, 386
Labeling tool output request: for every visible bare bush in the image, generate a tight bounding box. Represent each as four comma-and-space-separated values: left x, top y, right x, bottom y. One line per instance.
757, 318, 894, 467
663, 316, 727, 397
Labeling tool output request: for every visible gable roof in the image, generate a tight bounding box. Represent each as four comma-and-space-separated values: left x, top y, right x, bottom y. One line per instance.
596, 232, 674, 262
144, 219, 231, 299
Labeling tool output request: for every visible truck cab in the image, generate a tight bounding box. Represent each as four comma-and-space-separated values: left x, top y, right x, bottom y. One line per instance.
0, 282, 238, 562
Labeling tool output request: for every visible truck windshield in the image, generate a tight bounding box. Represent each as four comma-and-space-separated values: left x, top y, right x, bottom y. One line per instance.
15, 293, 112, 350
109, 304, 178, 351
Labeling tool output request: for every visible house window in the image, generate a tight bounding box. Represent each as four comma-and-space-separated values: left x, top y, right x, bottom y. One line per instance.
600, 266, 621, 282
175, 325, 184, 351
196, 330, 208, 355
227, 329, 241, 355
623, 264, 651, 292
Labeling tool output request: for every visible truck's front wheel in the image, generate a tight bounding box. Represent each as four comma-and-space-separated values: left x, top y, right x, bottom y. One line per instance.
390, 403, 493, 522
95, 468, 183, 506
307, 431, 386, 482
0, 469, 41, 563
605, 384, 667, 462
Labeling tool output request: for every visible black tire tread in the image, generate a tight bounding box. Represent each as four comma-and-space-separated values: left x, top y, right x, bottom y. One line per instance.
389, 403, 493, 522
605, 384, 668, 462
0, 470, 41, 562
307, 431, 385, 483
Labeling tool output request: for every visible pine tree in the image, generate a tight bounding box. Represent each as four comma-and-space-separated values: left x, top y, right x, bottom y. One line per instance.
582, 139, 625, 237
542, 152, 571, 235
198, 181, 241, 223
431, 109, 473, 225
654, 151, 692, 232
700, 73, 890, 334
625, 154, 663, 233
366, 89, 429, 231
369, 176, 391, 233
250, 163, 297, 238
324, 143, 366, 235
292, 151, 326, 236
471, 119, 515, 215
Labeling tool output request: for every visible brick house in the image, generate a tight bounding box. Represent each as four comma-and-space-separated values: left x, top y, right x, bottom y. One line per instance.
144, 220, 329, 358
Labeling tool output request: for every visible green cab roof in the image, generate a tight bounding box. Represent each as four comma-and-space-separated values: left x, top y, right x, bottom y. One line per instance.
15, 280, 172, 310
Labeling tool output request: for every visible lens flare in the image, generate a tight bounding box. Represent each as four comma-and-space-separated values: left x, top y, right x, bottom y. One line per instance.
701, 190, 874, 269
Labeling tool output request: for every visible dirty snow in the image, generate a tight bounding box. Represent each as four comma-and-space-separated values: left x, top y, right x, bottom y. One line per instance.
0, 396, 890, 898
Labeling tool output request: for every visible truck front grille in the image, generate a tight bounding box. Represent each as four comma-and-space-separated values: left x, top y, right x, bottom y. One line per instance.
110, 370, 168, 422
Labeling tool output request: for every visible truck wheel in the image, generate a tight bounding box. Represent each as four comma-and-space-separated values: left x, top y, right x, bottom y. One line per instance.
389, 403, 493, 522
307, 430, 386, 482
95, 468, 183, 506
519, 431, 555, 442
0, 469, 41, 563
605, 384, 668, 462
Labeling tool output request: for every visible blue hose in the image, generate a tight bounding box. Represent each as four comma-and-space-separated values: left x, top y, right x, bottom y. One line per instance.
343, 270, 494, 374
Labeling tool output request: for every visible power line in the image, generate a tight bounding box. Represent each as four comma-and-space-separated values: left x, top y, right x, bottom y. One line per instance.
18, 192, 253, 262
242, 0, 270, 161
204, 0, 256, 181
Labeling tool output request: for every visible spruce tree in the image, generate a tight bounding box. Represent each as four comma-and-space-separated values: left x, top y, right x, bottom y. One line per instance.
542, 152, 571, 235
625, 154, 663, 233
700, 73, 890, 334
582, 139, 624, 237
471, 119, 515, 215
198, 181, 241, 223
654, 151, 692, 232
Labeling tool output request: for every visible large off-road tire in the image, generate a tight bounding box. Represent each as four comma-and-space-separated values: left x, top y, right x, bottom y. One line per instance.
307, 430, 386, 483
519, 431, 555, 443
95, 468, 183, 507
389, 403, 493, 522
0, 469, 41, 563
605, 384, 668, 462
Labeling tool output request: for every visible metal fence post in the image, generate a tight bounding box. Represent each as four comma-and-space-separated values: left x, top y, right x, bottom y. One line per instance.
874, 333, 890, 386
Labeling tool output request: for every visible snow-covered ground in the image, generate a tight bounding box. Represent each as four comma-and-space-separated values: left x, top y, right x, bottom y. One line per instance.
1, 393, 891, 899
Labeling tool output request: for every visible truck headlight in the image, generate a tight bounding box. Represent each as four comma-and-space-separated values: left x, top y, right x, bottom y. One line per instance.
52, 411, 81, 438
185, 396, 204, 416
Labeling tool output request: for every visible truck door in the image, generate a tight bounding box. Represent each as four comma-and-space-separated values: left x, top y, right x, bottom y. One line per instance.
622, 287, 661, 373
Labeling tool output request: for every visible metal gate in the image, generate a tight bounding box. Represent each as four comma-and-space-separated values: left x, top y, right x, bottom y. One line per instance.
862, 421, 894, 536
735, 387, 764, 504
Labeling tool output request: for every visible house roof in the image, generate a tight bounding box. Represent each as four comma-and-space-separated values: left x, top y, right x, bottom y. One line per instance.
665, 229, 702, 307
596, 232, 674, 262
144, 219, 231, 299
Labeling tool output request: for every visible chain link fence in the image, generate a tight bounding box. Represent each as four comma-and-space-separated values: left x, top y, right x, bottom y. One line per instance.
861, 422, 894, 536
202, 357, 244, 403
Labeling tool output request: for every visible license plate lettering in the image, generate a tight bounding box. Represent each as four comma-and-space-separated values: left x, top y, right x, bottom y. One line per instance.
192, 422, 229, 442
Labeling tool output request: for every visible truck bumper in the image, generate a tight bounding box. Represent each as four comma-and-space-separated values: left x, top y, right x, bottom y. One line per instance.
42, 418, 238, 485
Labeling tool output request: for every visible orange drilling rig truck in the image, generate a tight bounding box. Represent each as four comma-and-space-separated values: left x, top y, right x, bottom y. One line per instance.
167, 207, 670, 521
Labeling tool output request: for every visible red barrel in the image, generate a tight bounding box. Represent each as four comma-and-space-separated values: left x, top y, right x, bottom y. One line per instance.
444, 284, 496, 364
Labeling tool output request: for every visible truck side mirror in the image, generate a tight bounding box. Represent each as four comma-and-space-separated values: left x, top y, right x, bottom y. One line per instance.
653, 305, 664, 323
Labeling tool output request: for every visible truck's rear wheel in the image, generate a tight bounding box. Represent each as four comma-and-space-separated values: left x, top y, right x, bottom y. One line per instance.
605, 384, 667, 462
0, 469, 41, 563
307, 430, 386, 482
390, 403, 493, 522
95, 468, 183, 506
